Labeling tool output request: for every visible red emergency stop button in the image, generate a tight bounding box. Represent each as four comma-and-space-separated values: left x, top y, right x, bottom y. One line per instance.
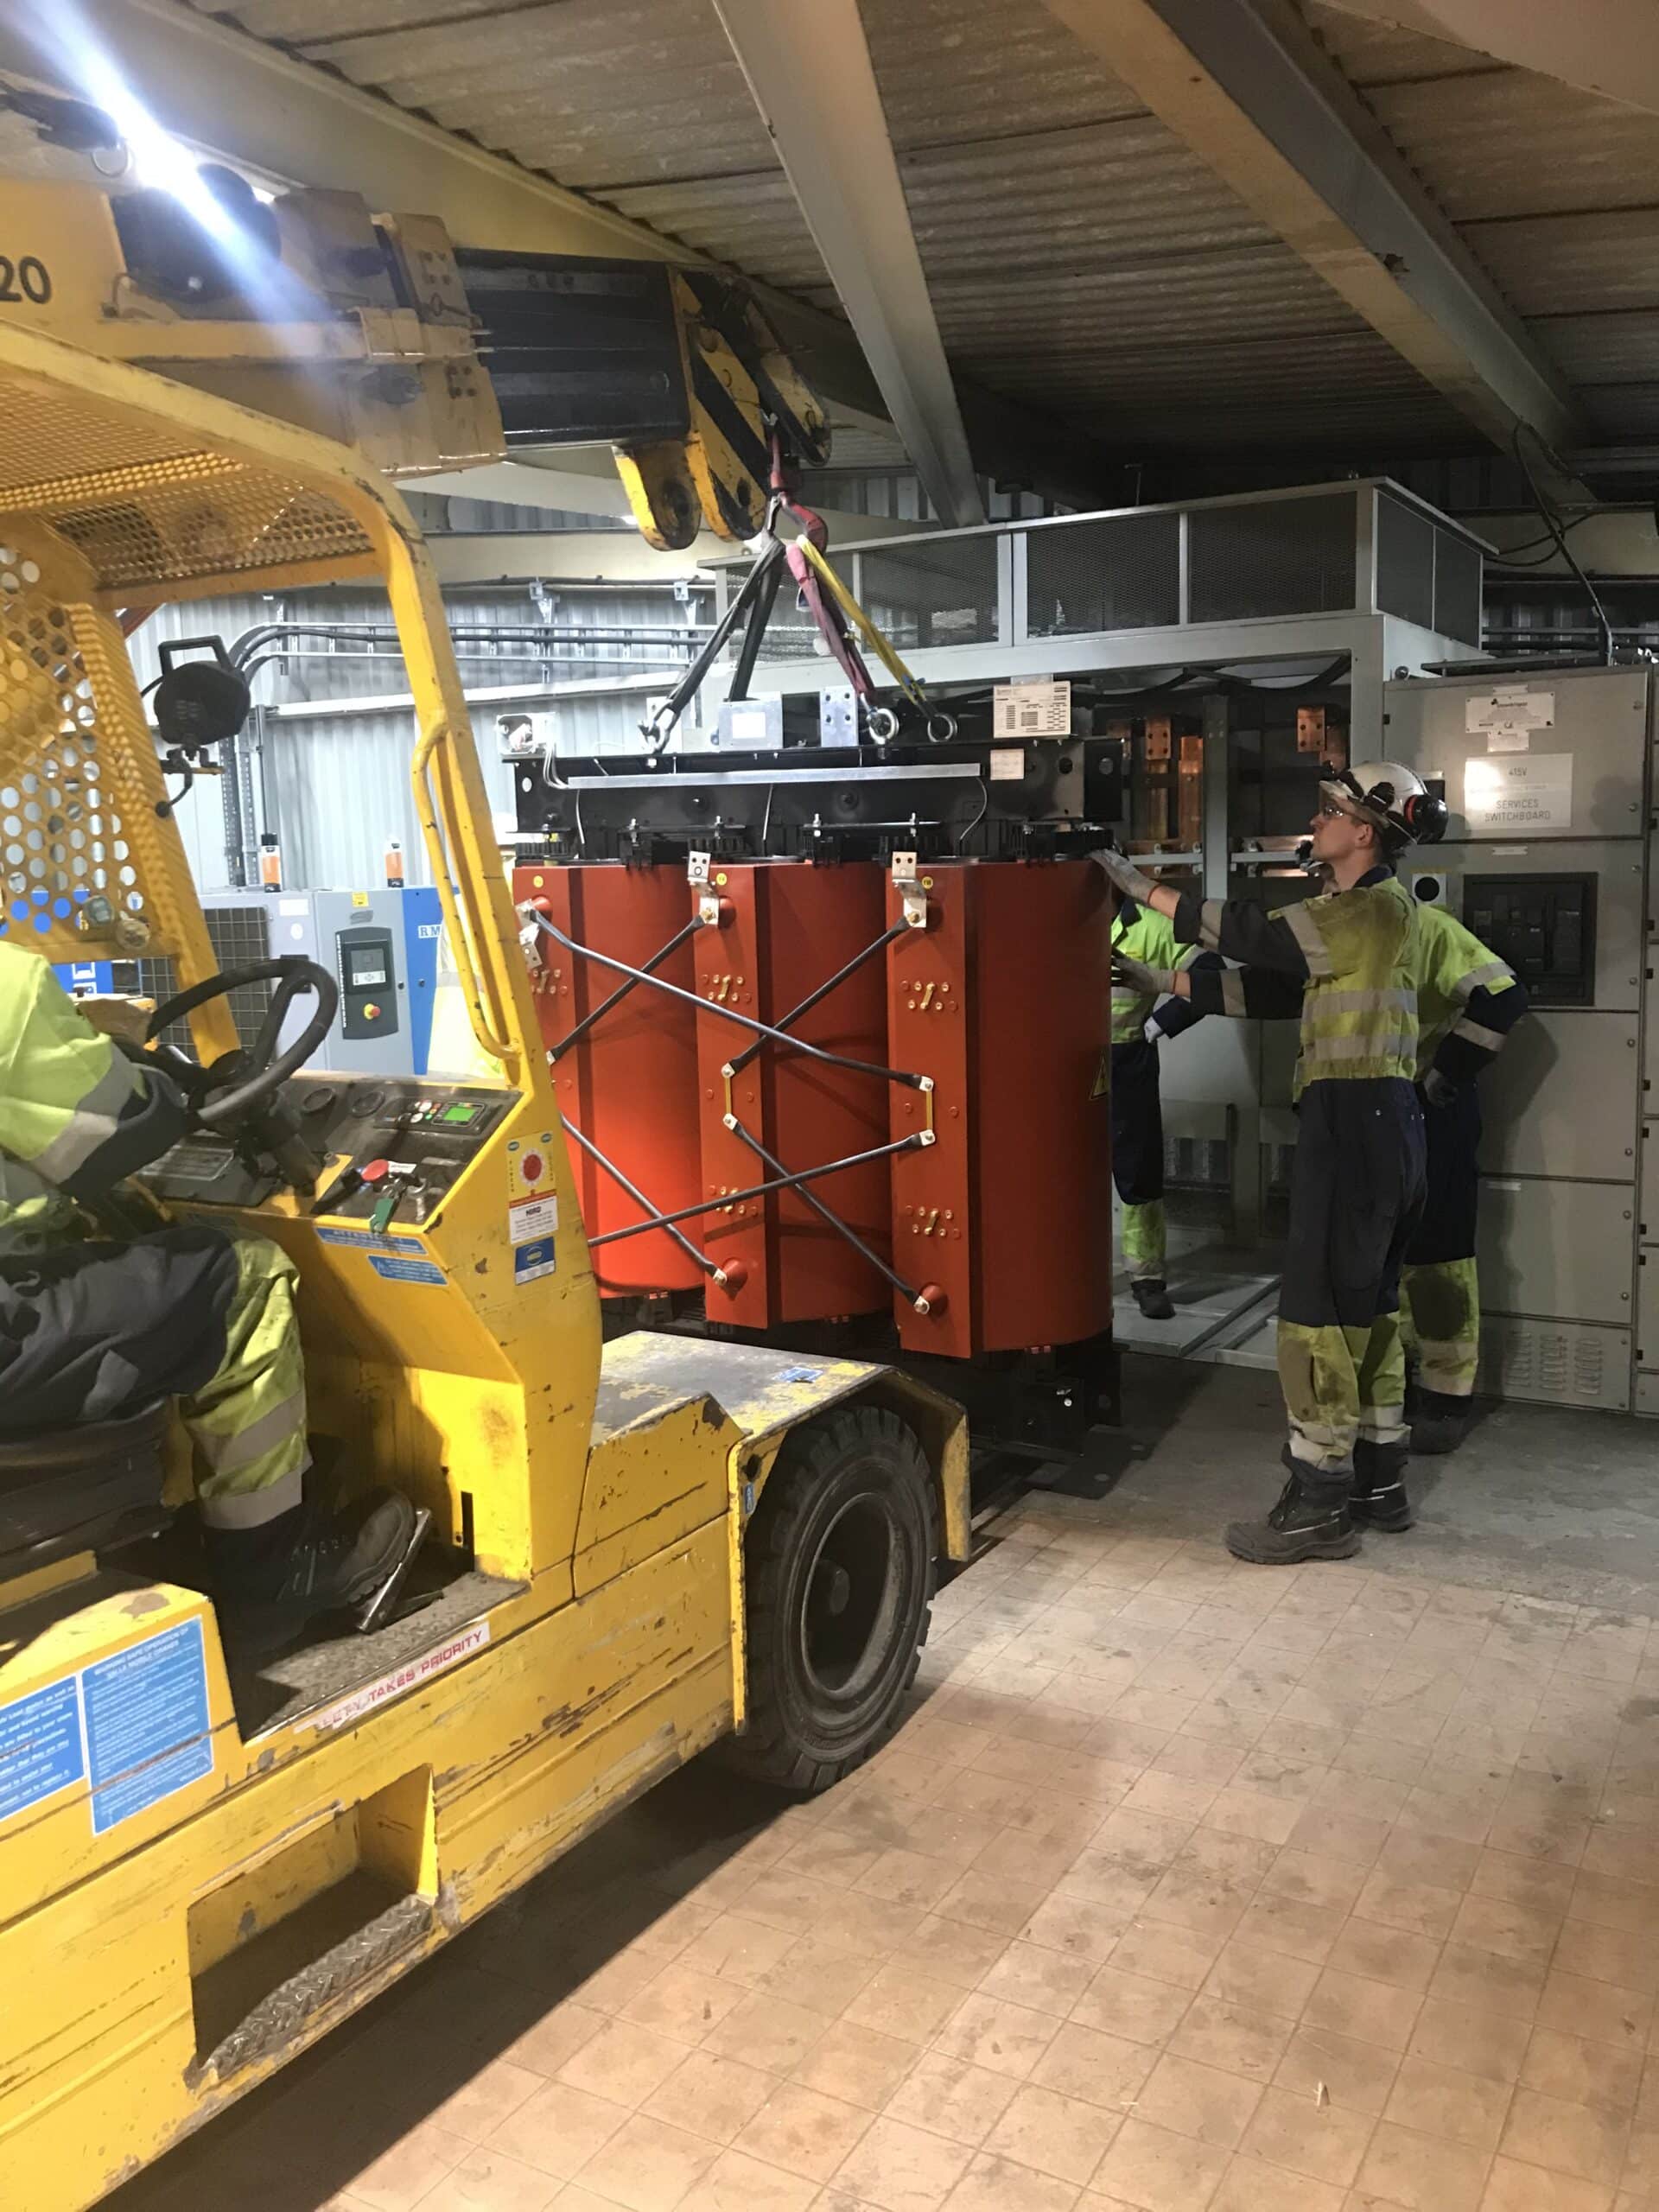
361, 1159, 391, 1185
363, 1001, 382, 1020
521, 1151, 545, 1184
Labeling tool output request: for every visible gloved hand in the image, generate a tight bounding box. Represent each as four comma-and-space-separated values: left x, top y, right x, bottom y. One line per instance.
1422, 1066, 1461, 1108
1113, 952, 1176, 998
1090, 846, 1158, 906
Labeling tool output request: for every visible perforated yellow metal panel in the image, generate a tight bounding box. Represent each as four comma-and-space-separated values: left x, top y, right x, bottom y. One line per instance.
0, 368, 376, 600
0, 332, 376, 990
0, 524, 219, 965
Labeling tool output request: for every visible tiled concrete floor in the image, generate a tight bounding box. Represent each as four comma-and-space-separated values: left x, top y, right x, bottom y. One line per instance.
114, 1415, 1659, 2212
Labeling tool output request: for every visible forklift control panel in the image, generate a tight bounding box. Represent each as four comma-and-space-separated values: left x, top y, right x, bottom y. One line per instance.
143, 1073, 519, 1224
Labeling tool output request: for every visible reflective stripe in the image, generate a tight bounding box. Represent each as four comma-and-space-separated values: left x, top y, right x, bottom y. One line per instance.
1300, 1031, 1414, 1065
196, 1459, 306, 1529
1199, 899, 1224, 950
1357, 1403, 1408, 1447
1287, 1430, 1352, 1472
1303, 988, 1413, 1020
1110, 990, 1141, 1007
1282, 899, 1334, 976
197, 1388, 307, 1477
1452, 1016, 1504, 1052
29, 1053, 138, 1184
1176, 944, 1206, 972
1285, 1414, 1348, 1448
1221, 969, 1247, 1016
1452, 959, 1514, 1001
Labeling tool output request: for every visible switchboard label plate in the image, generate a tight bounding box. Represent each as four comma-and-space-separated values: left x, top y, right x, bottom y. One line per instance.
1463, 753, 1573, 832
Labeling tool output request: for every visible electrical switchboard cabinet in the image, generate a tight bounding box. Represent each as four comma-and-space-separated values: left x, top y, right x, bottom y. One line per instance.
128, 887, 442, 1077
1386, 664, 1652, 1412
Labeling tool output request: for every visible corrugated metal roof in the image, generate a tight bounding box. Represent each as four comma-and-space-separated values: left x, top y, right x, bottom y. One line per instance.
1300, 2, 1496, 86
1294, 3, 1659, 444
1363, 73, 1659, 223
187, 0, 1659, 466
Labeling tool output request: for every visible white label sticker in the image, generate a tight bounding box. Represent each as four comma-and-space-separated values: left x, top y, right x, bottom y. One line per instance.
988, 747, 1025, 782
993, 679, 1070, 739
312, 1621, 490, 1732
1465, 688, 1554, 734
1486, 728, 1529, 753
1462, 753, 1573, 832
509, 1194, 559, 1245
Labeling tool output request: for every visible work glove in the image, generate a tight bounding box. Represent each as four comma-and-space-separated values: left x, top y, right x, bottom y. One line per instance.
1112, 951, 1177, 998
1422, 1066, 1461, 1109
1090, 846, 1158, 906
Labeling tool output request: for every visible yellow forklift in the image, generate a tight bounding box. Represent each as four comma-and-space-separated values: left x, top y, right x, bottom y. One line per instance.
0, 312, 968, 2209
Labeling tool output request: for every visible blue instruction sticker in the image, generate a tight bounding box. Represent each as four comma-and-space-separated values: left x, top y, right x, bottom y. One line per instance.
368, 1253, 446, 1287
82, 1617, 213, 1836
513, 1236, 557, 1287
88, 1736, 214, 1834
0, 1676, 84, 1825
317, 1227, 425, 1254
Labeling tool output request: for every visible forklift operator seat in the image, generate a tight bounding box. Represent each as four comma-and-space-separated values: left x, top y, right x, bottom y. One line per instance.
0, 1400, 172, 1575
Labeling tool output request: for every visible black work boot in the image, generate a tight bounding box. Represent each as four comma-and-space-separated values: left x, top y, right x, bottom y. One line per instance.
1226, 1452, 1361, 1565
1131, 1277, 1176, 1321
207, 1488, 423, 1656
1410, 1389, 1473, 1456
1352, 1438, 1414, 1532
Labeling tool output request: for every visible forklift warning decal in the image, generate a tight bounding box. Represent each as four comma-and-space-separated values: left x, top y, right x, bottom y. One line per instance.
83, 1619, 213, 1834
0, 1677, 81, 1825
0, 1616, 213, 1835
368, 1253, 447, 1287
513, 1236, 557, 1287
312, 1621, 491, 1732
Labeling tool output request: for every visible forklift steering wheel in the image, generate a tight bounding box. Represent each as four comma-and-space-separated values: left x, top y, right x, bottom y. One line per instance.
145, 957, 339, 1131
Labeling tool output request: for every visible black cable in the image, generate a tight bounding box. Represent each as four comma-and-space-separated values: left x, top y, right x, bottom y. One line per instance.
1510, 424, 1613, 664
1488, 514, 1601, 569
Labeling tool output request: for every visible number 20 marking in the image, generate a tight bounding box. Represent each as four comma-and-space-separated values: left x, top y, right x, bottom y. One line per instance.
0, 257, 54, 305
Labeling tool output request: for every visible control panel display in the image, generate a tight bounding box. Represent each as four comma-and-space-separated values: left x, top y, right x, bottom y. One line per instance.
337, 925, 399, 1041
1463, 872, 1597, 1008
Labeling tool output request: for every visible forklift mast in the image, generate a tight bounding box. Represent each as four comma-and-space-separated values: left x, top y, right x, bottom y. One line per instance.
0, 169, 829, 547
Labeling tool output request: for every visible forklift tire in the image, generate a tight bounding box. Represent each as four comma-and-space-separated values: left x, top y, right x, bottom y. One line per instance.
728, 1403, 937, 1793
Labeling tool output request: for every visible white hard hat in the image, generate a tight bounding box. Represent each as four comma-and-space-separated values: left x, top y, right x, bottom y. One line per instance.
1320, 760, 1447, 852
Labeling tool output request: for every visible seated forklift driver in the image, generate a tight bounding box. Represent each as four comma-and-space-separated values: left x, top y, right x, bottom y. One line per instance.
0, 940, 416, 1643
1100, 760, 1445, 1563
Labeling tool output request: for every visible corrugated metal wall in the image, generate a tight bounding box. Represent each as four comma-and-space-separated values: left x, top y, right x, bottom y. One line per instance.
129, 577, 712, 893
